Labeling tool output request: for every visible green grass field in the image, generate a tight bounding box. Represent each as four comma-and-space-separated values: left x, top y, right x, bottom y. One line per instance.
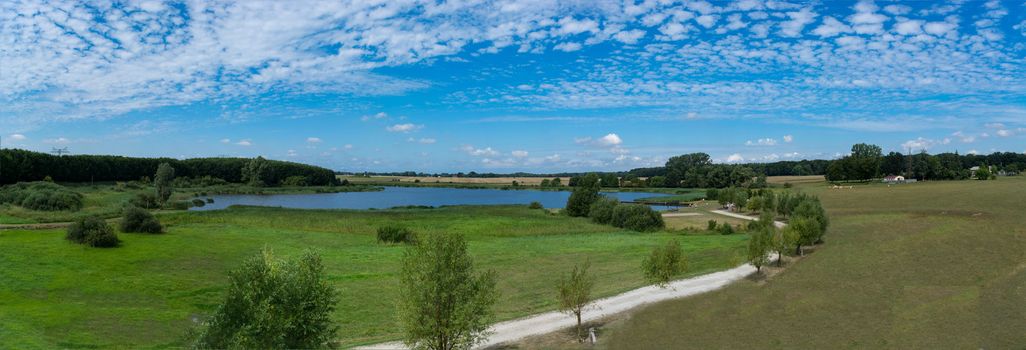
0, 205, 747, 348
603, 177, 1026, 349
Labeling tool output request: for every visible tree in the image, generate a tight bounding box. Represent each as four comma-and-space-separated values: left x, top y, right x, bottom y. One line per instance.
975, 164, 992, 180
556, 261, 595, 341
747, 225, 772, 273
646, 175, 666, 188
242, 156, 268, 187
773, 225, 799, 267
641, 239, 687, 287
398, 233, 497, 350
195, 249, 338, 349
587, 196, 619, 224
551, 177, 562, 186
565, 176, 601, 217
154, 162, 175, 204
600, 173, 619, 188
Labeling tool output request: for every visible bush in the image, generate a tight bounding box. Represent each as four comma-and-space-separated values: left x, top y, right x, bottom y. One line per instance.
120, 206, 163, 234
169, 200, 192, 210
588, 196, 619, 224
610, 204, 665, 232
281, 175, 310, 187
67, 217, 119, 248
705, 188, 719, 201
707, 220, 717, 231
191, 198, 206, 207
129, 192, 161, 209
718, 222, 735, 235
206, 198, 215, 203
377, 225, 416, 244
528, 201, 544, 209
195, 249, 338, 349
0, 182, 84, 211
642, 239, 687, 286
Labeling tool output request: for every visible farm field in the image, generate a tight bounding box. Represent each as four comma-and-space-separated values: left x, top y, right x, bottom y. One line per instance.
340, 175, 571, 186
598, 177, 1026, 349
766, 175, 825, 184
0, 205, 747, 348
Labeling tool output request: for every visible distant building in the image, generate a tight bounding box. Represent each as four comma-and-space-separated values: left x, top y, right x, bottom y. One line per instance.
882, 175, 905, 183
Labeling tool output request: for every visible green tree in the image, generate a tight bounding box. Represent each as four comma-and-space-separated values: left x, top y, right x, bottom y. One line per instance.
773, 225, 799, 267
556, 261, 595, 342
587, 196, 619, 224
849, 143, 883, 180
975, 164, 992, 180
242, 156, 268, 187
154, 162, 175, 204
398, 233, 498, 350
600, 173, 619, 188
747, 224, 772, 273
551, 177, 562, 186
565, 175, 601, 217
641, 239, 687, 287
646, 175, 666, 188
195, 249, 338, 349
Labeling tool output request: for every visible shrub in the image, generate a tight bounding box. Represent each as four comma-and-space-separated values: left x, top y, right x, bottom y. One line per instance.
377, 225, 416, 244
169, 200, 192, 210
642, 239, 687, 286
705, 188, 719, 201
718, 222, 735, 235
281, 175, 310, 187
610, 204, 665, 232
191, 198, 206, 207
195, 249, 338, 349
67, 217, 119, 248
130, 192, 161, 209
528, 201, 544, 209
588, 196, 619, 224
0, 182, 84, 211
707, 220, 718, 231
206, 198, 215, 203
120, 206, 163, 234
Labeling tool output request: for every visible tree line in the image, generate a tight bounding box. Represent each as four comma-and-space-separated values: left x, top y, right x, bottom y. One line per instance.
826, 143, 1026, 181
0, 149, 338, 186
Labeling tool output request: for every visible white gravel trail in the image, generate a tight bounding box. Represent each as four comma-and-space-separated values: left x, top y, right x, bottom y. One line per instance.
357, 210, 777, 350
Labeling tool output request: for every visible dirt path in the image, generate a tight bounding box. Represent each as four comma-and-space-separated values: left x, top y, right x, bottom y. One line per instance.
358, 211, 785, 350
710, 209, 786, 228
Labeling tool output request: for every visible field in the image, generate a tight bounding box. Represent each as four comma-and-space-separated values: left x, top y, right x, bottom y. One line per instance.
0, 205, 747, 348
661, 201, 748, 231
599, 176, 1026, 348
766, 175, 825, 184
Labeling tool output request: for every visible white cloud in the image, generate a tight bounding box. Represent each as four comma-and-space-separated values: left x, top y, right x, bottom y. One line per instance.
613, 29, 646, 44
725, 153, 744, 163
408, 137, 436, 144
220, 138, 231, 144
780, 7, 817, 37
235, 139, 252, 146
44, 137, 70, 145
461, 145, 499, 157
554, 42, 583, 52
8, 134, 27, 141
783, 135, 794, 143
894, 19, 924, 35
361, 112, 389, 122
511, 150, 529, 158
812, 16, 852, 37
923, 21, 956, 36
902, 137, 939, 150
287, 149, 298, 157
745, 138, 778, 146
596, 133, 623, 146
952, 131, 976, 143
996, 129, 1014, 137
386, 123, 423, 133
307, 137, 322, 143
695, 15, 718, 29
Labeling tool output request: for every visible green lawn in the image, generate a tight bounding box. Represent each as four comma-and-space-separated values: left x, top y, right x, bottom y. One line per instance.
603, 177, 1026, 349
0, 205, 747, 348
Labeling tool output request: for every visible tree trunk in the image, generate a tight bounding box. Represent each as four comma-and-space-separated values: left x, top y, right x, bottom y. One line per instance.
777, 250, 783, 267
576, 311, 582, 342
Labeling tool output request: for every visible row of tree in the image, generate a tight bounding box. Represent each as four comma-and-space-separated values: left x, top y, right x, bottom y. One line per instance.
826, 144, 1026, 181
0, 149, 338, 186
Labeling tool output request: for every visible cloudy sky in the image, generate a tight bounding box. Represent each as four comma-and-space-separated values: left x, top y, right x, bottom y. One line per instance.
2, 0, 1025, 172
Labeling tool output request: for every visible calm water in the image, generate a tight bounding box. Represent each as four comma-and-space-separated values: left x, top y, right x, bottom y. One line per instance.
191, 186, 675, 211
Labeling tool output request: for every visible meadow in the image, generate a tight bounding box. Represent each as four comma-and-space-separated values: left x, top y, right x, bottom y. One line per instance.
0, 205, 747, 348
600, 177, 1026, 348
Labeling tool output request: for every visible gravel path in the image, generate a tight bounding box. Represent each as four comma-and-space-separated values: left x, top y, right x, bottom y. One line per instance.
358, 210, 780, 350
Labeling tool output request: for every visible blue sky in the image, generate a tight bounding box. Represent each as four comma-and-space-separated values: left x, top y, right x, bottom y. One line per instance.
2, 0, 1025, 172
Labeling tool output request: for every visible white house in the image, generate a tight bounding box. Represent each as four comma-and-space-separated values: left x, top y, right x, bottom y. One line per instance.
882, 175, 905, 183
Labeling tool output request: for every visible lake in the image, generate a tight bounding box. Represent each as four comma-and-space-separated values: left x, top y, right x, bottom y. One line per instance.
191, 186, 676, 211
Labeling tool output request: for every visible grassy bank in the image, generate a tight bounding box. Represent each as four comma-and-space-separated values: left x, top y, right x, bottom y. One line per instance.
0, 182, 379, 224
0, 205, 747, 348
602, 177, 1026, 348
